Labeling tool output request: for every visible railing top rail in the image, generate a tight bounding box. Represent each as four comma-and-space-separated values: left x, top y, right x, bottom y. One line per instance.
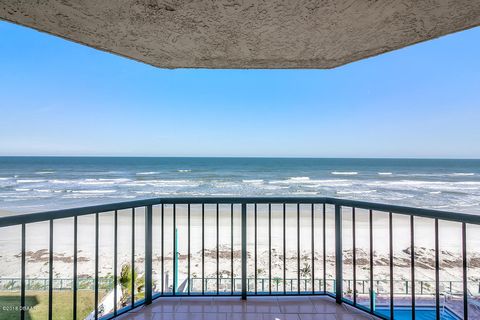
0, 196, 479, 228
325, 197, 480, 225
0, 197, 326, 227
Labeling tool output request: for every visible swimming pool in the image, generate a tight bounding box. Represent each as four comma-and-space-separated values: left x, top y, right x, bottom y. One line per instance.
375, 306, 461, 320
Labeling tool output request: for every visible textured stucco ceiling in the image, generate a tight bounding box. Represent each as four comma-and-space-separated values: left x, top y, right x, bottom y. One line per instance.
1, 0, 480, 69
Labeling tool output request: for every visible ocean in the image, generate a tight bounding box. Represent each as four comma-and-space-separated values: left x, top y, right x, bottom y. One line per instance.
0, 157, 479, 214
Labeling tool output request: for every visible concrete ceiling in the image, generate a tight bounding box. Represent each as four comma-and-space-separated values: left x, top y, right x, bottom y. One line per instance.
1, 1, 480, 69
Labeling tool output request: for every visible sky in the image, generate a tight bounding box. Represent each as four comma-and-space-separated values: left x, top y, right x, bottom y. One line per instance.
0, 21, 479, 158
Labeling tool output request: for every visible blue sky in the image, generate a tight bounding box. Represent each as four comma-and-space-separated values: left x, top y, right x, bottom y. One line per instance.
0, 21, 479, 158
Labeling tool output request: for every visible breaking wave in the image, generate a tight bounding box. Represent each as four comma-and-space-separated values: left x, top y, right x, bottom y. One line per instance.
331, 171, 358, 175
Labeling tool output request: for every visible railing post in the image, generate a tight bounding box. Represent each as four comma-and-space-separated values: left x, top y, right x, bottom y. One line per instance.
95, 213, 99, 320
462, 222, 468, 320
241, 203, 247, 300
435, 219, 440, 320
49, 219, 53, 320
145, 205, 153, 305
20, 223, 26, 320
113, 211, 117, 316
335, 204, 343, 304
73, 216, 78, 320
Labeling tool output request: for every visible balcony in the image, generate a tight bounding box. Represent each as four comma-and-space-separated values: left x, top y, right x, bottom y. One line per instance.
0, 197, 478, 319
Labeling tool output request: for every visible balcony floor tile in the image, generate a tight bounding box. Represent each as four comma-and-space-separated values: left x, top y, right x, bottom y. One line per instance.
117, 296, 379, 320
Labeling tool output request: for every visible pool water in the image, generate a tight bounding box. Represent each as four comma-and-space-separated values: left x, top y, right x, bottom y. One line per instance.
376, 306, 461, 320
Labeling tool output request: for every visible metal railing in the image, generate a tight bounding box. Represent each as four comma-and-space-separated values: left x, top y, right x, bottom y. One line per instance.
1, 277, 473, 296
0, 197, 479, 320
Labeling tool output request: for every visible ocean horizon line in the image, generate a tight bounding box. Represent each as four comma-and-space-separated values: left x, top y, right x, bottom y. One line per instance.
1, 155, 480, 160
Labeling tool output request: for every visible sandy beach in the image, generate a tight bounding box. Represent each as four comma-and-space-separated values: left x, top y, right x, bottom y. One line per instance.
1, 205, 480, 320
0, 209, 16, 217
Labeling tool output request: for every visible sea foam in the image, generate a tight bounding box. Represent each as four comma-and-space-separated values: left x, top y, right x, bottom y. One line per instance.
136, 171, 160, 175
331, 171, 358, 175
17, 179, 46, 183
242, 179, 264, 184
